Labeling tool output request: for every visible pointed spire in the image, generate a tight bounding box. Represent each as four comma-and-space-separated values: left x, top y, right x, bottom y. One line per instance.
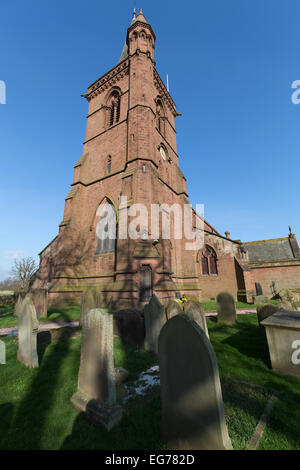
136, 8, 148, 24
131, 5, 137, 24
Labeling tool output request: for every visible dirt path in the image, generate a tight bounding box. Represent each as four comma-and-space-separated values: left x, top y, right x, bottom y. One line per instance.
0, 321, 79, 337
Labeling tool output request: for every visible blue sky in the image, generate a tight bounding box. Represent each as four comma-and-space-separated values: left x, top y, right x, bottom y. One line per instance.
0, 0, 299, 280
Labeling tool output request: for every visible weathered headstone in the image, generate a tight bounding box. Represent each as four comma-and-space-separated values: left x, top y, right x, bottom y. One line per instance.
0, 340, 5, 364
113, 309, 145, 348
29, 289, 47, 319
261, 310, 300, 378
158, 314, 232, 450
217, 292, 237, 325
256, 304, 279, 328
71, 308, 122, 430
278, 288, 297, 311
17, 297, 39, 368
166, 300, 183, 320
255, 282, 263, 296
14, 291, 27, 316
184, 300, 209, 338
144, 295, 166, 354
80, 288, 99, 325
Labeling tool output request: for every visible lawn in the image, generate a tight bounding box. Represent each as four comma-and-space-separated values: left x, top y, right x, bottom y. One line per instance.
0, 300, 272, 329
0, 305, 81, 329
1, 312, 300, 449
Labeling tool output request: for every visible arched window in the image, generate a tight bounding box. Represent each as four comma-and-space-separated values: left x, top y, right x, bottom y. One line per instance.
107, 156, 112, 174
156, 98, 166, 136
107, 90, 121, 127
201, 245, 218, 275
95, 200, 117, 254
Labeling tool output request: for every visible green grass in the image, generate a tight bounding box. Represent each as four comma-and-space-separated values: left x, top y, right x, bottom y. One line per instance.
200, 300, 260, 311
208, 315, 300, 449
1, 299, 298, 328
1, 311, 300, 449
0, 305, 81, 329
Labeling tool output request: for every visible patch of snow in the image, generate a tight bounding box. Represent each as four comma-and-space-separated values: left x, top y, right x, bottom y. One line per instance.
121, 365, 160, 403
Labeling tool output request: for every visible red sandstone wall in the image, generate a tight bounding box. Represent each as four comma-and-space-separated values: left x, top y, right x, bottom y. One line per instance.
249, 264, 300, 296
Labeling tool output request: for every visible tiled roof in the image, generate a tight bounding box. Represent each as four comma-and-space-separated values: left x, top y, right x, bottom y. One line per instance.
244, 237, 294, 262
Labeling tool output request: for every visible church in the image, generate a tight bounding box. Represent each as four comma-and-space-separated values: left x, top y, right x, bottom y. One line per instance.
33, 10, 300, 307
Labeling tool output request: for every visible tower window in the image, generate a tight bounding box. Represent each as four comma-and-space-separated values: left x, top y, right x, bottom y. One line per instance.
156, 98, 166, 136
107, 156, 112, 174
95, 200, 117, 254
116, 96, 121, 122
110, 103, 115, 126
107, 91, 121, 127
201, 246, 218, 275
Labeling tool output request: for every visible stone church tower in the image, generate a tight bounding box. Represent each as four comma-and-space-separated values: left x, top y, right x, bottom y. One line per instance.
35, 10, 248, 307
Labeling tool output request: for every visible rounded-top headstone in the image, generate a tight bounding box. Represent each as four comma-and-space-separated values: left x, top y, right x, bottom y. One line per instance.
158, 314, 232, 450
144, 295, 166, 354
17, 297, 39, 368
256, 304, 279, 327
80, 288, 99, 325
166, 300, 183, 321
184, 300, 209, 338
216, 292, 237, 325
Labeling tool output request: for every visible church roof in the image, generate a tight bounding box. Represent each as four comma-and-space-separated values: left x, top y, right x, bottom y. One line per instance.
119, 43, 129, 63
244, 237, 295, 263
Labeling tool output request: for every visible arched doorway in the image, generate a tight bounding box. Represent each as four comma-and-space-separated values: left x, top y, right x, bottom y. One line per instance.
139, 265, 152, 302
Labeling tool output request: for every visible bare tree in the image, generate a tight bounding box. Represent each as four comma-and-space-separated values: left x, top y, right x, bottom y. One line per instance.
10, 257, 38, 291
0, 277, 20, 291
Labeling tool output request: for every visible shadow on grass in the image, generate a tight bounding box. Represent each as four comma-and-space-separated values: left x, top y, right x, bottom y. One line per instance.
0, 403, 14, 436
220, 320, 270, 366
1, 330, 78, 450
60, 395, 163, 450
46, 306, 80, 323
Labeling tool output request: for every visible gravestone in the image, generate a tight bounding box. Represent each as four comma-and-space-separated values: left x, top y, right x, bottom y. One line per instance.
144, 295, 166, 354
184, 300, 209, 338
14, 291, 27, 316
278, 289, 297, 311
80, 288, 99, 325
113, 309, 145, 348
17, 297, 39, 368
71, 308, 122, 430
30, 289, 47, 319
261, 310, 300, 378
255, 282, 263, 296
166, 300, 183, 320
0, 340, 5, 364
217, 292, 237, 325
158, 314, 232, 450
256, 304, 279, 328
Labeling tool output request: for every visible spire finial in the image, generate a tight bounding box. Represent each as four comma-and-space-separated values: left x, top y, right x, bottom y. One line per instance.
133, 1, 136, 18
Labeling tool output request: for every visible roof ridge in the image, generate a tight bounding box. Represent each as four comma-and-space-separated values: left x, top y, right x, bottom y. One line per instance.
244, 237, 289, 245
